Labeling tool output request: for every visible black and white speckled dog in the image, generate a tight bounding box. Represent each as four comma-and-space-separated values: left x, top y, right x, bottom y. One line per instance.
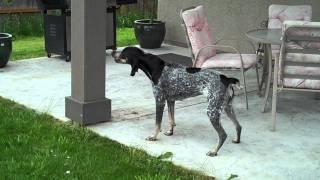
112, 47, 242, 156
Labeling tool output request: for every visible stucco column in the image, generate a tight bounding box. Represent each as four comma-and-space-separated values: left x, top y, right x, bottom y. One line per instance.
65, 0, 111, 125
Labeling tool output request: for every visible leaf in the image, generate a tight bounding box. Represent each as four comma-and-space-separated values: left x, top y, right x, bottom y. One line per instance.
157, 152, 173, 160
227, 174, 238, 180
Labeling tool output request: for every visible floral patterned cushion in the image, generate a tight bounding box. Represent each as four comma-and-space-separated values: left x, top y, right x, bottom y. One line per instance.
181, 6, 216, 68
272, 42, 303, 57
201, 53, 257, 69
268, 5, 312, 29
283, 78, 320, 89
268, 5, 312, 54
284, 66, 320, 76
285, 53, 320, 63
279, 21, 320, 90
283, 21, 320, 49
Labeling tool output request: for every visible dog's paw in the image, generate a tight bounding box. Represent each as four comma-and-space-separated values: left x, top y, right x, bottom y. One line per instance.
164, 130, 173, 136
145, 136, 157, 141
206, 151, 218, 157
232, 139, 240, 144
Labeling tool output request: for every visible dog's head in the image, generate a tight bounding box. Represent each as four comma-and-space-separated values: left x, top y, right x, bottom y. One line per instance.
112, 47, 145, 76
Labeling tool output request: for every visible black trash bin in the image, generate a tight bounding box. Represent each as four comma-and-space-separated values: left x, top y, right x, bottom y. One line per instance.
0, 33, 12, 68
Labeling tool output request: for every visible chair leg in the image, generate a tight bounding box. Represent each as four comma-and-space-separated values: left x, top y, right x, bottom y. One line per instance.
271, 87, 277, 131
255, 64, 261, 93
241, 70, 249, 110
271, 55, 279, 131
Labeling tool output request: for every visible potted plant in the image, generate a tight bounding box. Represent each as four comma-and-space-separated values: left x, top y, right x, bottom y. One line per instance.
0, 33, 12, 68
134, 0, 165, 49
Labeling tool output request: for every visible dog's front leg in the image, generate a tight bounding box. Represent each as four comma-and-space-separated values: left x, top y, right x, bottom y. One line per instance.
146, 99, 165, 141
164, 100, 176, 136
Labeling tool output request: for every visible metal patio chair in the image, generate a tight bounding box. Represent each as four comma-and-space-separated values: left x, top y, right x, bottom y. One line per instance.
259, 5, 313, 63
257, 5, 313, 93
257, 4, 313, 57
268, 4, 312, 56
180, 5, 259, 109
271, 21, 320, 131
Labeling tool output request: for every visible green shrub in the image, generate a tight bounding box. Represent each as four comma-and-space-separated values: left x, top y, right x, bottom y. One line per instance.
116, 11, 153, 28
0, 10, 154, 37
0, 13, 44, 37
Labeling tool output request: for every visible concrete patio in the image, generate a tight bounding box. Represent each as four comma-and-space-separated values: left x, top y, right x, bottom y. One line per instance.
0, 44, 320, 179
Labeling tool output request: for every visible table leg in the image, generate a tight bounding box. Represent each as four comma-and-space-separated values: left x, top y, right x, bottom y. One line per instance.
258, 54, 267, 97
261, 44, 272, 113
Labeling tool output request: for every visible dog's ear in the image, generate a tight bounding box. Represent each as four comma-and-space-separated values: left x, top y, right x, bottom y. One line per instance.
130, 58, 139, 76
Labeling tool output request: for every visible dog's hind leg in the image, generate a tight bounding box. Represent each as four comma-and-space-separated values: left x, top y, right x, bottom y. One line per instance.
164, 100, 176, 136
146, 99, 165, 141
206, 94, 227, 156
225, 104, 242, 143
207, 110, 227, 157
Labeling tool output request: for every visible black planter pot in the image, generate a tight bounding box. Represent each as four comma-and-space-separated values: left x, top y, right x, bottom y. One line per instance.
134, 19, 166, 49
0, 33, 12, 68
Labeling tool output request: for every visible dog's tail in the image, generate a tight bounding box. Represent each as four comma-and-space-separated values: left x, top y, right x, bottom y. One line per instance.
219, 74, 241, 89
220, 75, 241, 105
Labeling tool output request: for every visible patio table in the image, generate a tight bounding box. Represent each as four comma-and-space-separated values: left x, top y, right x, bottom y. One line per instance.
246, 29, 282, 112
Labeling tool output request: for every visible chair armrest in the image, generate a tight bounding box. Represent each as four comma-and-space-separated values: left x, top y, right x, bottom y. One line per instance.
194, 44, 245, 68
214, 38, 256, 53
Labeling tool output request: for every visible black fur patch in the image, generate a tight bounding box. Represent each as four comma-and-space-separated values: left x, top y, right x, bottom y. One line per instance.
220, 74, 239, 87
186, 67, 202, 74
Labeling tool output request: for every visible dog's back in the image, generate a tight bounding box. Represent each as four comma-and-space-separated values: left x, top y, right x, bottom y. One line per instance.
154, 65, 232, 101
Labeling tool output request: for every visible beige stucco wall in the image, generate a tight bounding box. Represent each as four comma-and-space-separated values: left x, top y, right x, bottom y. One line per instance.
158, 0, 320, 50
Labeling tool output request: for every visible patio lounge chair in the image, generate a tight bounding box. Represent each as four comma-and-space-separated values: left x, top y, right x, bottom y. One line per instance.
268, 4, 312, 56
180, 5, 259, 109
271, 21, 320, 131
256, 4, 312, 98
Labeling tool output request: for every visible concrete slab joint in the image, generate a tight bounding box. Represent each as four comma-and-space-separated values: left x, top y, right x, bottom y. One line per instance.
65, 0, 111, 125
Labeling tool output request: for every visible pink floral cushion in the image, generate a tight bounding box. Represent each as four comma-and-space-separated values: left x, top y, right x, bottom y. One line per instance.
268, 5, 312, 54
201, 53, 257, 69
283, 79, 320, 89
285, 53, 320, 63
268, 5, 312, 29
272, 42, 303, 57
284, 66, 320, 76
283, 21, 320, 50
181, 6, 216, 67
279, 21, 320, 90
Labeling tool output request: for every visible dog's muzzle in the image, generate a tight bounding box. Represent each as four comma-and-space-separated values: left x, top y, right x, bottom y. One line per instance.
111, 50, 128, 64
233, 82, 243, 90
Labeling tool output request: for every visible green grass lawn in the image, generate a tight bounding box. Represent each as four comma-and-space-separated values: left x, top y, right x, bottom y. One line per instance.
0, 97, 211, 179
11, 28, 137, 61
117, 28, 138, 47
11, 36, 46, 61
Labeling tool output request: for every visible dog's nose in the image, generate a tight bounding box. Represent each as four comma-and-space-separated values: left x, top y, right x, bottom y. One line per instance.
111, 50, 117, 58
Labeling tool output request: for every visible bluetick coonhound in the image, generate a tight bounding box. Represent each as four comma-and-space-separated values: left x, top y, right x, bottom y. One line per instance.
112, 47, 242, 156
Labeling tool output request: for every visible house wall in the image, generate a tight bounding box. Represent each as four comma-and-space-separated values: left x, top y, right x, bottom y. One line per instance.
158, 0, 320, 51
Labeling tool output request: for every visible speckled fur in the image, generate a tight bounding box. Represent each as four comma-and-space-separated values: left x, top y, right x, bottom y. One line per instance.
112, 47, 242, 156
